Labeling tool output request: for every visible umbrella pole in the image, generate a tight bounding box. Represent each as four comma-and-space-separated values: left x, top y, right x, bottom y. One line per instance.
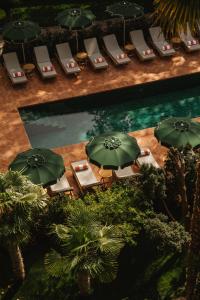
22, 43, 26, 63
123, 17, 126, 47
76, 31, 79, 53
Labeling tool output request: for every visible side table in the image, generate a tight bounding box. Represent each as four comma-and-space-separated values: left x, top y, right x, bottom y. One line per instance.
124, 43, 135, 57
23, 63, 35, 75
76, 52, 88, 69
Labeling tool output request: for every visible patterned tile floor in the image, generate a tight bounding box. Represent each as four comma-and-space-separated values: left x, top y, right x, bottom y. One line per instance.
1, 48, 200, 195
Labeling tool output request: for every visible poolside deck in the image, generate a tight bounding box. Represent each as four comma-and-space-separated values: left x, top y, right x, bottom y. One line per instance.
1, 47, 200, 194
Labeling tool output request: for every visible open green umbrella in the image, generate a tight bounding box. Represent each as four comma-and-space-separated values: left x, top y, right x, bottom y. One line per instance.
106, 1, 144, 46
55, 8, 95, 53
154, 117, 200, 149
86, 132, 140, 170
3, 20, 41, 62
9, 148, 65, 187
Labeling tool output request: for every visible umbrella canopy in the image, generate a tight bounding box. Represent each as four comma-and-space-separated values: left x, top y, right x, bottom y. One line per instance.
3, 20, 41, 43
154, 117, 200, 149
3, 20, 41, 62
106, 1, 144, 45
55, 8, 95, 52
9, 148, 65, 187
86, 132, 140, 170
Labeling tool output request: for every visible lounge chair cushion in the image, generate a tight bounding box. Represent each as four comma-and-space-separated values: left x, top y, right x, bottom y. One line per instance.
142, 49, 153, 56
75, 164, 89, 172
42, 65, 54, 72
94, 57, 105, 63
12, 71, 24, 78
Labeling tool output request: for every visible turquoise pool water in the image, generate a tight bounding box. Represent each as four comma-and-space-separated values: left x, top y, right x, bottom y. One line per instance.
19, 84, 200, 148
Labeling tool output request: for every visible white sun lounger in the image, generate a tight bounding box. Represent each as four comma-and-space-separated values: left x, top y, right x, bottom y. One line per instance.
103, 34, 131, 65
56, 42, 81, 75
137, 148, 160, 168
49, 174, 73, 195
179, 24, 200, 52
84, 37, 108, 69
34, 45, 57, 79
3, 52, 28, 85
114, 165, 140, 179
130, 30, 156, 61
149, 26, 175, 57
71, 159, 100, 193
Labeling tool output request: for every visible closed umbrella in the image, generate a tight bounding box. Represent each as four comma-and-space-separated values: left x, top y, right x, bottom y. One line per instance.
86, 131, 140, 170
9, 148, 65, 187
3, 20, 41, 62
154, 117, 200, 149
106, 1, 144, 46
55, 8, 95, 53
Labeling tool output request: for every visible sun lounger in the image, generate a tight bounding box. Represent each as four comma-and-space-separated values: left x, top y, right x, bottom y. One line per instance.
84, 37, 108, 69
34, 45, 57, 79
3, 52, 28, 85
137, 148, 160, 168
179, 24, 200, 52
49, 174, 73, 196
103, 34, 131, 65
71, 159, 100, 193
56, 42, 81, 75
149, 26, 175, 57
129, 30, 156, 61
114, 165, 140, 179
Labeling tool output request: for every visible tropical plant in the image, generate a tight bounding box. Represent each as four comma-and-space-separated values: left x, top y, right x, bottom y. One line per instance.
0, 170, 48, 281
153, 0, 200, 38
45, 206, 125, 296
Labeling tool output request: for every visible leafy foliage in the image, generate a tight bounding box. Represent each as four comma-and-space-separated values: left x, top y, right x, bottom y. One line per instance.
153, 0, 200, 37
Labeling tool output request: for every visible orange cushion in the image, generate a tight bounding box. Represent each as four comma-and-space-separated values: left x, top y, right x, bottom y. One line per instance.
74, 164, 88, 172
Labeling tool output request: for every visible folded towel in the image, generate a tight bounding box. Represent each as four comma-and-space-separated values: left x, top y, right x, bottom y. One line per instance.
143, 49, 153, 56
42, 65, 54, 72
12, 71, 24, 78
75, 164, 88, 172
94, 57, 105, 63
116, 53, 127, 59
162, 44, 172, 51
66, 61, 77, 68
139, 149, 150, 157
187, 39, 198, 46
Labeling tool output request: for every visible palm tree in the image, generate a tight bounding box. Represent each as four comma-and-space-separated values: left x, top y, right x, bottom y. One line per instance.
45, 207, 125, 296
0, 170, 48, 281
153, 0, 200, 38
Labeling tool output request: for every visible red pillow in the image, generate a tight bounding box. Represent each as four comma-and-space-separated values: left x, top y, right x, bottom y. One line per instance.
75, 164, 88, 172
12, 71, 24, 78
42, 65, 54, 72
66, 61, 77, 68
162, 44, 172, 51
94, 57, 105, 63
143, 49, 153, 56
139, 149, 150, 157
116, 53, 127, 59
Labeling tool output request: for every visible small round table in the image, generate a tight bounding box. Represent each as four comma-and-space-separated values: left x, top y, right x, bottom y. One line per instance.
124, 43, 135, 56
76, 52, 88, 68
170, 37, 182, 50
99, 168, 113, 188
23, 63, 35, 75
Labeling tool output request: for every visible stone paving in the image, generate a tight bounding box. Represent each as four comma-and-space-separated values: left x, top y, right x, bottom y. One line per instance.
1, 48, 200, 195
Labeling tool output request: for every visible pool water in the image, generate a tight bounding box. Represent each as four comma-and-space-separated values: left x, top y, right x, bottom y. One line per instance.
19, 84, 200, 148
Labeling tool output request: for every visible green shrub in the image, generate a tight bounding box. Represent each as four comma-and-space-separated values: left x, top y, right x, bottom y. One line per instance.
0, 8, 6, 21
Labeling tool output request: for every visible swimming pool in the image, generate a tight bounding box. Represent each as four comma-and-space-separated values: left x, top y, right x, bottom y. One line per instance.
19, 78, 200, 148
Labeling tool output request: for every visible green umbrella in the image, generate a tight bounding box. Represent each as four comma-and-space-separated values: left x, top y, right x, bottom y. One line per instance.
55, 8, 96, 52
86, 132, 140, 170
3, 20, 41, 62
9, 148, 65, 187
154, 117, 200, 149
106, 1, 144, 46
